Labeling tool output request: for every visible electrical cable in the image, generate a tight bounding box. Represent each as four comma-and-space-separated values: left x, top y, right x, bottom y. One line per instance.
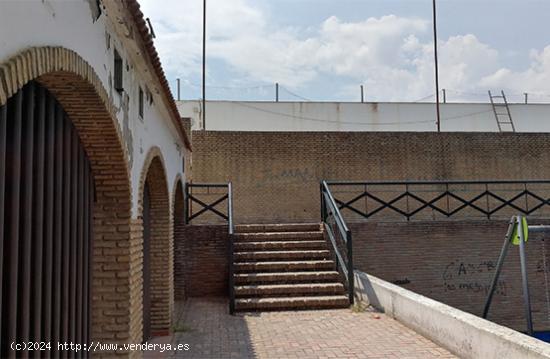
280, 86, 312, 101
233, 101, 494, 126
413, 94, 435, 102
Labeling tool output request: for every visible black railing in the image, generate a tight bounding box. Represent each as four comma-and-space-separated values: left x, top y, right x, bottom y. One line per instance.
185, 183, 232, 223
320, 181, 354, 304
184, 182, 235, 314
325, 180, 550, 221
227, 183, 235, 315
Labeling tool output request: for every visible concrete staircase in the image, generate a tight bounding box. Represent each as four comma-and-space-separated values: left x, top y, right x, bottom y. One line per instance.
232, 223, 349, 311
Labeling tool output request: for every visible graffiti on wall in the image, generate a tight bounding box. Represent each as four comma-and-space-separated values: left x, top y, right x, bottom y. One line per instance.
255, 167, 334, 188
442, 260, 508, 296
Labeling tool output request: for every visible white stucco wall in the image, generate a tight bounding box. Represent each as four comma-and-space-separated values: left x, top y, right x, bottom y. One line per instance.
178, 100, 550, 132
0, 0, 188, 217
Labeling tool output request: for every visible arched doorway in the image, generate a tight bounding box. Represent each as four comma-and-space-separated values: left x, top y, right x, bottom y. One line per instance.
0, 47, 136, 355
140, 151, 172, 339
1, 81, 94, 356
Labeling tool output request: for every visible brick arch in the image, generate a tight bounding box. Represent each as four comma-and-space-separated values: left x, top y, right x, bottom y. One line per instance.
0, 47, 142, 349
138, 147, 173, 337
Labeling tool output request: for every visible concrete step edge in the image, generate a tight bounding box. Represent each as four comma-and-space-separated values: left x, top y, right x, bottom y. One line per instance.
235, 283, 345, 297
234, 271, 340, 281
235, 223, 322, 233
235, 250, 330, 255
234, 260, 335, 273
234, 231, 324, 239
234, 260, 335, 266
234, 295, 350, 310
235, 283, 344, 290
234, 241, 328, 251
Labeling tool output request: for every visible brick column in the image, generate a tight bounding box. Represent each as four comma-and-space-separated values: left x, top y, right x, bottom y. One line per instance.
139, 149, 173, 337
172, 179, 185, 300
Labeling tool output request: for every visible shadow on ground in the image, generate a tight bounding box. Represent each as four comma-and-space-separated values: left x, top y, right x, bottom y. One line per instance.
146, 298, 256, 359
146, 297, 456, 359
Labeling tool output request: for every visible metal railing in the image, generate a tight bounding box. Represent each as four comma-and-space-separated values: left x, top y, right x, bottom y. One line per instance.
227, 183, 235, 314
325, 180, 550, 221
184, 183, 235, 313
185, 183, 232, 223
320, 181, 354, 304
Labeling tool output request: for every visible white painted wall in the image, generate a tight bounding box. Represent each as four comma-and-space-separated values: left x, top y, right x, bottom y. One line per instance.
0, 1, 188, 217
178, 100, 550, 132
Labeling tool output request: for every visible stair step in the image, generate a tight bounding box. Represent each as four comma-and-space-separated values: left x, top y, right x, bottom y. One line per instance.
235, 295, 349, 311
235, 260, 335, 273
235, 223, 321, 233
230, 222, 347, 312
234, 250, 331, 261
235, 283, 345, 297
234, 271, 340, 284
234, 231, 323, 242
234, 240, 327, 251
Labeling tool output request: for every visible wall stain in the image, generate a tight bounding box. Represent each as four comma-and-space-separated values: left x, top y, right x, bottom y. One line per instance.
121, 92, 133, 168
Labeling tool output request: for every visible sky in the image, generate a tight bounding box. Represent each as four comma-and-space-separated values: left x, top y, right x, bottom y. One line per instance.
140, 0, 550, 102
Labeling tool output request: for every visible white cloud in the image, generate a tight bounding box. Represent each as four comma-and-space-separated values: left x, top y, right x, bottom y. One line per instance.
480, 46, 550, 95
140, 0, 550, 101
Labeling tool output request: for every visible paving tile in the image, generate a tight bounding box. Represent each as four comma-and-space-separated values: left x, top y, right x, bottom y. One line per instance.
146, 298, 457, 358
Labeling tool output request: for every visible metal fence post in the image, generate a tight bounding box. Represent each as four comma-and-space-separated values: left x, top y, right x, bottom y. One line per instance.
517, 215, 534, 336
320, 182, 326, 222
347, 230, 354, 305
486, 183, 491, 219
228, 182, 235, 314
483, 216, 514, 318
184, 183, 189, 224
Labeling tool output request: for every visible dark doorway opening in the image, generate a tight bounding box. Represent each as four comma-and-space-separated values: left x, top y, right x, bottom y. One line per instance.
0, 81, 94, 357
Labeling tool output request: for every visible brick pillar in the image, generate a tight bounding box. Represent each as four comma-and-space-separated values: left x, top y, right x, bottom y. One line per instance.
139, 151, 173, 337
173, 180, 186, 300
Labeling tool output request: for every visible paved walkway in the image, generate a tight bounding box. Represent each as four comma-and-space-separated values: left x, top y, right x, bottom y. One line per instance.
147, 298, 457, 359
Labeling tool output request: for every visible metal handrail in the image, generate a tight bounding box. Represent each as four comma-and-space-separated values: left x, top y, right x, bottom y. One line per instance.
320, 181, 354, 304
228, 182, 234, 235
228, 182, 235, 314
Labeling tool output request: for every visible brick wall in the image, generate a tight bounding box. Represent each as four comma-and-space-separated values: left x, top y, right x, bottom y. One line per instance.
351, 220, 550, 332
174, 225, 229, 298
190, 130, 550, 332
192, 131, 550, 224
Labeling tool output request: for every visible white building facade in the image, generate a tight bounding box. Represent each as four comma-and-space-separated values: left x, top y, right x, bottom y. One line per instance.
0, 0, 190, 355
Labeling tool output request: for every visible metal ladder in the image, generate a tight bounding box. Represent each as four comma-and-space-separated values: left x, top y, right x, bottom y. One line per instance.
489, 90, 516, 132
